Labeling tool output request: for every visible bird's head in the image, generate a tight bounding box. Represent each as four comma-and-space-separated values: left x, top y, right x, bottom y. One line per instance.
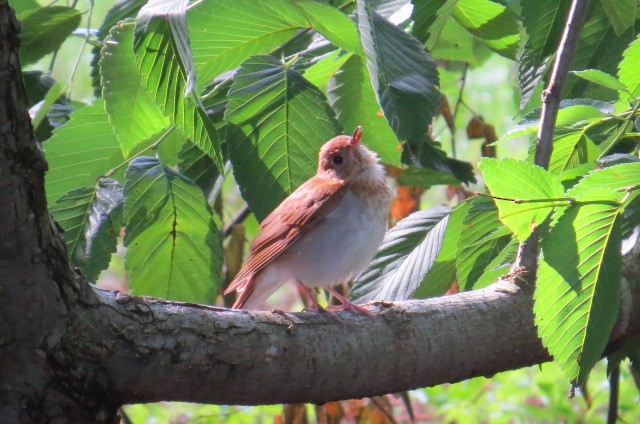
317, 127, 383, 182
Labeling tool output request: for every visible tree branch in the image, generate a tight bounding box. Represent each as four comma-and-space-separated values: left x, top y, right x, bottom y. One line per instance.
55, 247, 639, 408
512, 0, 590, 275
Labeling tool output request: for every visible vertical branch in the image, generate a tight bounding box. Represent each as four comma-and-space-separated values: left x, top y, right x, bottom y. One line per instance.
512, 0, 590, 276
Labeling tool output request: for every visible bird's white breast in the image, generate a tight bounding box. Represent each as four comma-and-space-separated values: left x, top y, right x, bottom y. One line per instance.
263, 187, 390, 288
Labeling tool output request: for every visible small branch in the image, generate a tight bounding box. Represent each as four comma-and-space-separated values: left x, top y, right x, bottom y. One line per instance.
449, 63, 469, 158
223, 205, 251, 238
607, 364, 620, 424
534, 0, 590, 169
474, 192, 573, 204
512, 0, 590, 276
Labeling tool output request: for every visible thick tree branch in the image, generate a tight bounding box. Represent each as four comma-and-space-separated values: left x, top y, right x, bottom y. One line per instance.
55, 245, 637, 408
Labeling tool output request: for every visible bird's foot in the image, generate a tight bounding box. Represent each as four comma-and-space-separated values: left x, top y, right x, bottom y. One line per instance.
326, 301, 373, 316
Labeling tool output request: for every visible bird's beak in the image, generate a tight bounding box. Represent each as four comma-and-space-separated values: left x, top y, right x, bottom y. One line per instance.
351, 126, 363, 146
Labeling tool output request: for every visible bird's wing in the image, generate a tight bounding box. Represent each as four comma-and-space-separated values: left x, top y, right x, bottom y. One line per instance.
224, 176, 347, 295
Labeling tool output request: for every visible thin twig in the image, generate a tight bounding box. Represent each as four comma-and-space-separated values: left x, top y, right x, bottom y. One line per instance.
449, 63, 469, 158
99, 126, 175, 179
511, 0, 590, 276
223, 205, 251, 238
534, 0, 590, 169
607, 364, 620, 424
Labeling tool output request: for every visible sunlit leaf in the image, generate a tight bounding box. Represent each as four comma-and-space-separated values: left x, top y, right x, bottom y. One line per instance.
17, 6, 82, 65
101, 21, 170, 157
124, 157, 222, 302
479, 158, 565, 241
350, 207, 451, 303
44, 99, 124, 205
225, 55, 342, 221
536, 189, 623, 384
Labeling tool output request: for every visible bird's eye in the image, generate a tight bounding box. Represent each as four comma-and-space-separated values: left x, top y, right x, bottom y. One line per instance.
332, 155, 344, 165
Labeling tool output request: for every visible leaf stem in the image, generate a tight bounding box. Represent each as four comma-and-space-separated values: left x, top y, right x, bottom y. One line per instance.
99, 126, 175, 179
598, 100, 640, 159
475, 192, 573, 204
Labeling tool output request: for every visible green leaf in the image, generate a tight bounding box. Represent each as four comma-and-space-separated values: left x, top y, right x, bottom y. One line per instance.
618, 35, 640, 100
479, 158, 565, 241
303, 50, 352, 93
424, 0, 458, 50
350, 207, 451, 303
536, 188, 623, 384
178, 142, 220, 195
124, 156, 223, 302
188, 0, 307, 91
474, 236, 518, 289
49, 180, 124, 281
101, 21, 170, 157
548, 131, 589, 175
327, 54, 400, 166
414, 200, 472, 298
298, 1, 363, 54
9, 0, 40, 14
452, 0, 520, 59
571, 70, 630, 94
601, 0, 637, 36
430, 19, 477, 64
518, 0, 570, 109
134, 9, 223, 170
357, 3, 440, 143
397, 166, 460, 188
412, 0, 449, 43
44, 99, 124, 205
456, 197, 512, 291
29, 80, 64, 130
225, 55, 343, 221
568, 162, 640, 196
565, 4, 636, 99
135, 0, 195, 92
17, 6, 82, 66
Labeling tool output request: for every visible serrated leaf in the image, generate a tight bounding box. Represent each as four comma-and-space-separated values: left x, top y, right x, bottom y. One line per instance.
298, 1, 363, 54
411, 0, 449, 42
124, 156, 222, 302
50, 180, 124, 280
474, 236, 517, 289
9, 0, 39, 14
414, 200, 472, 298
225, 55, 343, 221
135, 0, 194, 93
188, 0, 307, 91
452, 0, 520, 59
601, 0, 637, 36
618, 35, 640, 100
456, 196, 512, 291
568, 162, 640, 196
423, 0, 458, 50
429, 19, 477, 64
350, 206, 451, 303
17, 6, 82, 66
536, 188, 623, 384
565, 4, 636, 99
101, 21, 170, 157
303, 50, 352, 93
571, 70, 630, 94
357, 2, 440, 142
44, 99, 124, 205
548, 131, 589, 175
327, 54, 400, 165
134, 10, 223, 169
479, 158, 565, 241
178, 142, 220, 195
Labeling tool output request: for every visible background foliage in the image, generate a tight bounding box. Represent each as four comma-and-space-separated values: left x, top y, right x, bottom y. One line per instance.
13, 0, 640, 422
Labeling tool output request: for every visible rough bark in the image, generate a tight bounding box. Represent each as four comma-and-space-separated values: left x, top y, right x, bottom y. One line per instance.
1, 1, 640, 423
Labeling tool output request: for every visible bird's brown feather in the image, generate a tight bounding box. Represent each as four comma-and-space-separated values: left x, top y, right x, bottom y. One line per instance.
224, 176, 347, 299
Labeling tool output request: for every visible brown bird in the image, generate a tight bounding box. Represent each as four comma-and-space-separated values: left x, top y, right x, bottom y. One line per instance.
224, 127, 392, 311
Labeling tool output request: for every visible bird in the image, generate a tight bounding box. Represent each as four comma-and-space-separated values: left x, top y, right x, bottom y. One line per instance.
224, 126, 392, 312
